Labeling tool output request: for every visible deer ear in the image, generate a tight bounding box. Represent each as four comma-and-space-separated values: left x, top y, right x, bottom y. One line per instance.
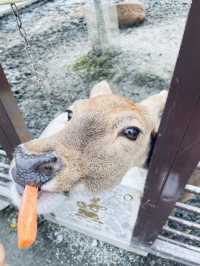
90, 80, 112, 98
140, 90, 168, 131
140, 90, 168, 116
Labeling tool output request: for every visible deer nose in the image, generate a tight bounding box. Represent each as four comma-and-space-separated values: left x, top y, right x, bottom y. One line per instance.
12, 145, 60, 188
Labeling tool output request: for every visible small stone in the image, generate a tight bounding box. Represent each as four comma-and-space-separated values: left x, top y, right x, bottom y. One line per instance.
70, 6, 85, 21
115, 2, 145, 28
56, 234, 64, 244
91, 239, 98, 247
0, 201, 9, 211
10, 223, 17, 229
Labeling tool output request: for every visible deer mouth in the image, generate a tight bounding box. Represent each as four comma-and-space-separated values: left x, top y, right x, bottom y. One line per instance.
9, 163, 66, 214
10, 163, 65, 195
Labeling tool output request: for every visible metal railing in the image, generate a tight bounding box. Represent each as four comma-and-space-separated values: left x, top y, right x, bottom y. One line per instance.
1, 147, 200, 264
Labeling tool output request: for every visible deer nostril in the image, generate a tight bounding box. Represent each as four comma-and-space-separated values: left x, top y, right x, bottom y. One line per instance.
32, 155, 58, 172
13, 146, 61, 187
38, 163, 55, 177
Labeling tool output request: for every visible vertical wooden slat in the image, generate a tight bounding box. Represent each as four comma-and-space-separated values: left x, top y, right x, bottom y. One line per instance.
0, 65, 32, 159
132, 0, 200, 244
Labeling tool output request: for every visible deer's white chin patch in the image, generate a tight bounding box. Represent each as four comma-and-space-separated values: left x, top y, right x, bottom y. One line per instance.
10, 183, 65, 215
41, 178, 59, 192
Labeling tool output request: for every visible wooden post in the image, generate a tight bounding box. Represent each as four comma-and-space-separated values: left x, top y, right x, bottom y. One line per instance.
0, 65, 32, 159
132, 0, 200, 245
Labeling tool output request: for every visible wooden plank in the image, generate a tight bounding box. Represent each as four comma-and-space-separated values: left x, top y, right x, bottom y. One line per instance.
0, 65, 32, 159
45, 180, 147, 256
132, 0, 200, 244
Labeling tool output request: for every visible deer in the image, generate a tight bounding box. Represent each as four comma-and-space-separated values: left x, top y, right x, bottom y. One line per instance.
0, 80, 199, 261
7, 80, 166, 213
1, 80, 197, 214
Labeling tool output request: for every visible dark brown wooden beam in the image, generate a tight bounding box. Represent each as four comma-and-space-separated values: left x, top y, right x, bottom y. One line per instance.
0, 65, 32, 159
132, 0, 200, 244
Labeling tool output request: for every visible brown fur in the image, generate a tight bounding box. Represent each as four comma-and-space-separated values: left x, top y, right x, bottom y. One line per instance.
13, 81, 200, 201
22, 82, 167, 193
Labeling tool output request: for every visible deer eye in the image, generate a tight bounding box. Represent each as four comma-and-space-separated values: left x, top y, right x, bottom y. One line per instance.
122, 127, 141, 141
65, 110, 73, 121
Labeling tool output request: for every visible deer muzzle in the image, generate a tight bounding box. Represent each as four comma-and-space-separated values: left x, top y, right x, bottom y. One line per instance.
11, 145, 62, 189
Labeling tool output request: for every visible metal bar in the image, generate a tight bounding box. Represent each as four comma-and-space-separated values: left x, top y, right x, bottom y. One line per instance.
163, 225, 200, 242
158, 235, 200, 253
132, 0, 200, 245
168, 215, 200, 230
0, 0, 25, 4
0, 65, 32, 159
0, 185, 10, 200
0, 173, 11, 180
0, 150, 7, 157
0, 180, 10, 188
0, 195, 11, 204
175, 202, 200, 215
152, 237, 200, 266
0, 163, 10, 169
185, 184, 200, 195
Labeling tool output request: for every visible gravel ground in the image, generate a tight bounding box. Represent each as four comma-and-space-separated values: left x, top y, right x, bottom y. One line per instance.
0, 0, 192, 265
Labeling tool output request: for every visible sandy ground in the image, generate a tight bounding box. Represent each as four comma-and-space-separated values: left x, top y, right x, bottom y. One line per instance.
0, 0, 192, 265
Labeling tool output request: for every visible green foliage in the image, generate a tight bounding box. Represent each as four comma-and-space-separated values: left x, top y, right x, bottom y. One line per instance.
71, 51, 117, 81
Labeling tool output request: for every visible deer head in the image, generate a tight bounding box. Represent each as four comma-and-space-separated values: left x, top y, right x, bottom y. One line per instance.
10, 81, 168, 214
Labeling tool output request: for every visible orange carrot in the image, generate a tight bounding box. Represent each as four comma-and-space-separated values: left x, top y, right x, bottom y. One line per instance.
17, 185, 38, 249
0, 244, 6, 266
